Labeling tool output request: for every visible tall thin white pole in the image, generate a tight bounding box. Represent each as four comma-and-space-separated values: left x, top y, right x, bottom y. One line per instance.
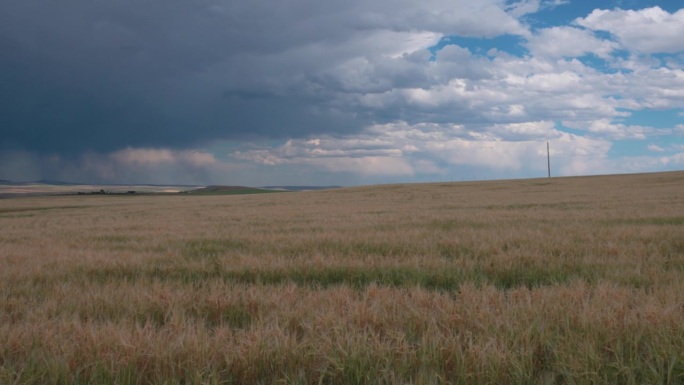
547, 142, 551, 178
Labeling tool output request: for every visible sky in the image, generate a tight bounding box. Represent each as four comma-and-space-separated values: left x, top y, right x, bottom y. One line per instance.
1, 0, 684, 186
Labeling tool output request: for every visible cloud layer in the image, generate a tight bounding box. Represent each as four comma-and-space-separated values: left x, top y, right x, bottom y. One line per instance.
1, 1, 683, 185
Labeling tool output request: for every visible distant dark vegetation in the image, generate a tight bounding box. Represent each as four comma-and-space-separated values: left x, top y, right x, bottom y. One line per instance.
77, 190, 138, 196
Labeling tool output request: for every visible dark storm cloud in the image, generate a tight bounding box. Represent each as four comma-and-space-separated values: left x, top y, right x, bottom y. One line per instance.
0, 0, 530, 155
0, 0, 371, 154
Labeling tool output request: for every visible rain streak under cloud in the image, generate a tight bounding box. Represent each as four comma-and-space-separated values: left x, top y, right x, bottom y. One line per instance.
1, 0, 684, 186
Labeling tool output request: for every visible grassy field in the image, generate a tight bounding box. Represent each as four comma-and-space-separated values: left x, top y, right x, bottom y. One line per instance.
2, 172, 684, 384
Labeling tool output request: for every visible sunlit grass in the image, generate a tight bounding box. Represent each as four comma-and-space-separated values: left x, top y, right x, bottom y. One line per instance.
2, 171, 684, 384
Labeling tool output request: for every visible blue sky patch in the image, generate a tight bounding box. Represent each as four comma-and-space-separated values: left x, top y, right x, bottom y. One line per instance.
430, 35, 528, 59
621, 108, 684, 129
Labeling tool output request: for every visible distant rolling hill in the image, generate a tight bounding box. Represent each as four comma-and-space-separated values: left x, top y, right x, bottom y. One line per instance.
261, 186, 342, 191
0, 180, 201, 197
183, 186, 285, 195
36, 179, 80, 185
0, 179, 81, 185
0, 180, 342, 198
185, 185, 342, 194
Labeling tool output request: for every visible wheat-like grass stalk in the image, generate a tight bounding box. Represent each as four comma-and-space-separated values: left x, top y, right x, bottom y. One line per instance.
2, 172, 684, 384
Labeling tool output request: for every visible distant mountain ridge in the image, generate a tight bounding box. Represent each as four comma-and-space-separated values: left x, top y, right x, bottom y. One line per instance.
0, 179, 200, 187
0, 180, 342, 191
261, 186, 342, 191
0, 179, 89, 185
34, 179, 82, 186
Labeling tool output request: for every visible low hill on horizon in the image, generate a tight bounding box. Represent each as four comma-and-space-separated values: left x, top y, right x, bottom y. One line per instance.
184, 185, 284, 195
2, 170, 684, 198
261, 185, 342, 191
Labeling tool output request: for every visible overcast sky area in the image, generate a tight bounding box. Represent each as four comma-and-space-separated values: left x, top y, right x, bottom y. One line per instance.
1, 0, 684, 186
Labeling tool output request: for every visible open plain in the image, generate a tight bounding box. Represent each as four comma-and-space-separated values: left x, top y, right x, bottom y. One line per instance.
2, 172, 684, 384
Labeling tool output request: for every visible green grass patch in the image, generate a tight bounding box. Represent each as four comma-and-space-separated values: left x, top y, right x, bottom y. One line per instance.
0, 205, 91, 215
277, 240, 416, 259
62, 263, 599, 291
0, 213, 36, 218
437, 242, 485, 260
178, 239, 247, 259
195, 301, 253, 329
92, 235, 133, 250
480, 264, 588, 290
484, 201, 586, 211
430, 219, 488, 231
604, 217, 684, 226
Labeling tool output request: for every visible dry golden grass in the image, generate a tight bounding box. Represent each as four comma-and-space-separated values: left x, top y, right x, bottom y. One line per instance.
2, 172, 684, 384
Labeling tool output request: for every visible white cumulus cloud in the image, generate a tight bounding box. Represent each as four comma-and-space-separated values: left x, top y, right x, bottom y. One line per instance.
526, 26, 618, 59
576, 7, 684, 54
